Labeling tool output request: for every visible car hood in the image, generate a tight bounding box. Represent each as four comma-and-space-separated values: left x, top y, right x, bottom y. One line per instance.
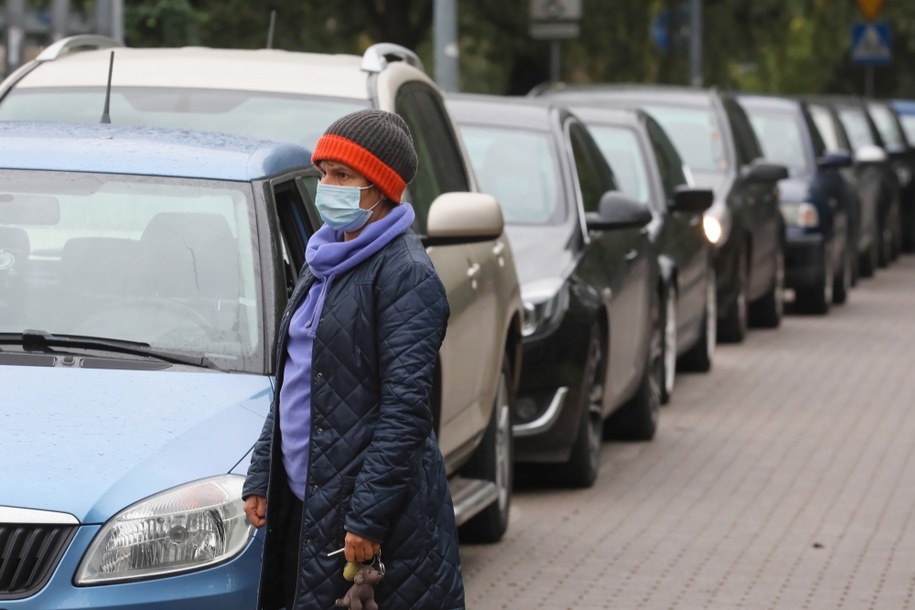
1, 366, 272, 523
506, 224, 576, 289
777, 176, 814, 204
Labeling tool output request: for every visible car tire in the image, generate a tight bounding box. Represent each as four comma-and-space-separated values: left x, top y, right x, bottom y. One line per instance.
660, 285, 677, 405
718, 246, 748, 343
551, 324, 604, 489
679, 268, 716, 373
859, 238, 877, 278
795, 245, 833, 315
832, 243, 852, 305
605, 309, 661, 442
749, 245, 784, 328
878, 220, 891, 268
458, 355, 513, 543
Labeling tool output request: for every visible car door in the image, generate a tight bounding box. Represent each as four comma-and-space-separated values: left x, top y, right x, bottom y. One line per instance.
393, 81, 498, 457
567, 120, 652, 408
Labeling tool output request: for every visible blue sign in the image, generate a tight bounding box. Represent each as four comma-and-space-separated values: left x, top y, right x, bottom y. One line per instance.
851, 21, 892, 65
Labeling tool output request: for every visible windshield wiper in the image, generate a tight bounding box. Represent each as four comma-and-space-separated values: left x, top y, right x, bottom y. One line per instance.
0, 330, 221, 370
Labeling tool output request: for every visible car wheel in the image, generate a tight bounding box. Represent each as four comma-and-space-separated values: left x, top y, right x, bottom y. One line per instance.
458, 355, 513, 543
718, 245, 748, 343
679, 268, 716, 373
878, 220, 891, 268
832, 243, 852, 305
859, 237, 877, 278
661, 285, 677, 405
605, 309, 661, 442
749, 245, 784, 328
553, 324, 604, 489
795, 244, 833, 315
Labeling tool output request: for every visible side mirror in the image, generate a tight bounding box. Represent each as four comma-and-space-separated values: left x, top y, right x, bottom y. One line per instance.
855, 144, 887, 164
669, 186, 714, 214
425, 192, 504, 246
817, 150, 853, 170
585, 191, 652, 231
741, 159, 789, 183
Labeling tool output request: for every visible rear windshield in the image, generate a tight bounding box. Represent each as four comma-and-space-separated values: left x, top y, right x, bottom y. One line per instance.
0, 87, 368, 149
642, 104, 728, 173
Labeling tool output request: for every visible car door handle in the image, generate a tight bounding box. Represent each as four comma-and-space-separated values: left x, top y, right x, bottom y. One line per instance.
625, 249, 639, 262
467, 263, 481, 278
492, 242, 505, 256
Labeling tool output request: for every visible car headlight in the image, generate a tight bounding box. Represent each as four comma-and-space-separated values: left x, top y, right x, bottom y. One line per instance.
702, 204, 731, 246
76, 475, 252, 585
521, 279, 569, 338
781, 202, 819, 228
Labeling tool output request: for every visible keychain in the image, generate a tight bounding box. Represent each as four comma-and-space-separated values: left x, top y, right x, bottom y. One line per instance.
335, 551, 385, 610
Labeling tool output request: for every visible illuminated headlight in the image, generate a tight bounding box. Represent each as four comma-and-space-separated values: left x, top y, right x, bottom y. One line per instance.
781, 202, 819, 228
702, 205, 731, 246
521, 279, 569, 338
76, 475, 252, 584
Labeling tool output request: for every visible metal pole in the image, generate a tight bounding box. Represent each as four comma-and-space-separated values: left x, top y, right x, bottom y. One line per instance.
550, 39, 561, 82
434, 0, 459, 92
5, 0, 25, 76
95, 0, 112, 37
865, 66, 874, 98
111, 0, 124, 43
52, 0, 70, 42
689, 0, 703, 87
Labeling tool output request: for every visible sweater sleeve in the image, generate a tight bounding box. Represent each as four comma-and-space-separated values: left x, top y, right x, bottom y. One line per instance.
344, 254, 450, 543
242, 399, 275, 500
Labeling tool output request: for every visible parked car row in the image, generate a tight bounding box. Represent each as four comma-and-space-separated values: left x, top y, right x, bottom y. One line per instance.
1, 35, 914, 610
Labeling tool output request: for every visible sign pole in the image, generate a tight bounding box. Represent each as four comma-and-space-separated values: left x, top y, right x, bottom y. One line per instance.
550, 40, 561, 82
866, 65, 874, 98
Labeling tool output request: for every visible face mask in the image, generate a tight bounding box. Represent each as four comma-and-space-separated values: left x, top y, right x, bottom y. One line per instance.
314, 183, 382, 232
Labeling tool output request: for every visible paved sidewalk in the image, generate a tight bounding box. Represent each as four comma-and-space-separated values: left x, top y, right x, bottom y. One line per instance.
460, 256, 915, 609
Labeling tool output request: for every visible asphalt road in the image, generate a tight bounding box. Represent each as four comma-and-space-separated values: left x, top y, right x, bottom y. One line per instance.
460, 255, 915, 610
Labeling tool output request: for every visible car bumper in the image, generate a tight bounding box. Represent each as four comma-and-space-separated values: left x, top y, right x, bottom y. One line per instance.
784, 230, 826, 289
5, 526, 261, 609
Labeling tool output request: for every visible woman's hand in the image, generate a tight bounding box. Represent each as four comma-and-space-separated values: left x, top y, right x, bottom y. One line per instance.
344, 531, 381, 563
243, 495, 267, 528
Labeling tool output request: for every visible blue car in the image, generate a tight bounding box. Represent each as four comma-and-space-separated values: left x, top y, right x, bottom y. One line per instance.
0, 122, 322, 609
737, 95, 855, 314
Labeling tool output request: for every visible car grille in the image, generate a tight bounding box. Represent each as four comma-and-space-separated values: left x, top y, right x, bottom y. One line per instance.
0, 523, 76, 599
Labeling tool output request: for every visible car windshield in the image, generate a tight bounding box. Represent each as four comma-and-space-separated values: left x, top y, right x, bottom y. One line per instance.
0, 87, 368, 149
641, 104, 728, 173
588, 125, 652, 205
0, 170, 263, 371
460, 125, 565, 225
837, 108, 876, 149
868, 103, 906, 149
747, 109, 810, 174
809, 105, 842, 151
900, 114, 915, 146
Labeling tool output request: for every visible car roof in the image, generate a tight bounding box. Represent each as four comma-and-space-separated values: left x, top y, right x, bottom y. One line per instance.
892, 99, 915, 115
0, 121, 312, 180
11, 47, 370, 99
533, 83, 713, 108
446, 93, 558, 131
737, 93, 801, 113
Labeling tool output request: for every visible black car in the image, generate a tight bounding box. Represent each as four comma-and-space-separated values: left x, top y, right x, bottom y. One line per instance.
739, 94, 855, 313
534, 85, 788, 343
447, 94, 661, 488
558, 104, 715, 402
868, 98, 915, 253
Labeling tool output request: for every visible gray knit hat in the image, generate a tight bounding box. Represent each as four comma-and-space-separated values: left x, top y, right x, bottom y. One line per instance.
311, 109, 418, 203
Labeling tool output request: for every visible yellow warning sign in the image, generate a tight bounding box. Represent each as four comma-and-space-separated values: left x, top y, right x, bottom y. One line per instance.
856, 0, 886, 21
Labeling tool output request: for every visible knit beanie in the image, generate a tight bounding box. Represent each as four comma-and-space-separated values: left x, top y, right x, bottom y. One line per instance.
311, 109, 418, 203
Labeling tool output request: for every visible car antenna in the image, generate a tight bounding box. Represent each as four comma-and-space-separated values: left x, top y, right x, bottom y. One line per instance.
266, 10, 277, 49
100, 50, 115, 124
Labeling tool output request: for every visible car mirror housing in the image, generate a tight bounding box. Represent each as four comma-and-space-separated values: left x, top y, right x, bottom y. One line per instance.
816, 151, 853, 170
741, 159, 789, 184
855, 144, 888, 165
669, 186, 714, 214
586, 191, 652, 231
425, 192, 504, 246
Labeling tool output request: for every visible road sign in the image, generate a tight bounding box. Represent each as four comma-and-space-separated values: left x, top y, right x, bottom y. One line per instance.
856, 0, 886, 21
529, 0, 581, 40
851, 21, 891, 65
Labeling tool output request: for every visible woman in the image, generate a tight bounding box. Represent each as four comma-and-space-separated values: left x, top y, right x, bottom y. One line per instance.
242, 109, 465, 609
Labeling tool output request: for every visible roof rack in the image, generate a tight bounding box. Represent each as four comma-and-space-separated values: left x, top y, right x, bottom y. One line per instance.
36, 35, 122, 62
361, 43, 424, 74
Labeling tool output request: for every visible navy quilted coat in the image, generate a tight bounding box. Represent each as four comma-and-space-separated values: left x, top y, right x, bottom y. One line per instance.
243, 230, 465, 609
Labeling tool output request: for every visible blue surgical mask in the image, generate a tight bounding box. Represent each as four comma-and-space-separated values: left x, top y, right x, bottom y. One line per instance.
314, 183, 382, 232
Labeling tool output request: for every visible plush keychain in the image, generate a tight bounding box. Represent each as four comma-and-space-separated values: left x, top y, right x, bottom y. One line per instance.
336, 556, 385, 610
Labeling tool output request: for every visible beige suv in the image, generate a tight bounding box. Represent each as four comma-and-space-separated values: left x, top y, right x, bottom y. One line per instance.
0, 36, 523, 542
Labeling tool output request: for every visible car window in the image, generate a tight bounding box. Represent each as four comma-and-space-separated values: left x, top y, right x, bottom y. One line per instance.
868, 102, 906, 149
0, 87, 368, 149
643, 103, 728, 173
644, 116, 689, 200
588, 125, 652, 205
272, 177, 318, 296
568, 121, 618, 213
809, 104, 842, 151
459, 125, 565, 225
900, 114, 915, 146
724, 98, 761, 166
801, 106, 827, 157
0, 170, 263, 371
747, 109, 811, 174
394, 82, 471, 235
837, 108, 876, 149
